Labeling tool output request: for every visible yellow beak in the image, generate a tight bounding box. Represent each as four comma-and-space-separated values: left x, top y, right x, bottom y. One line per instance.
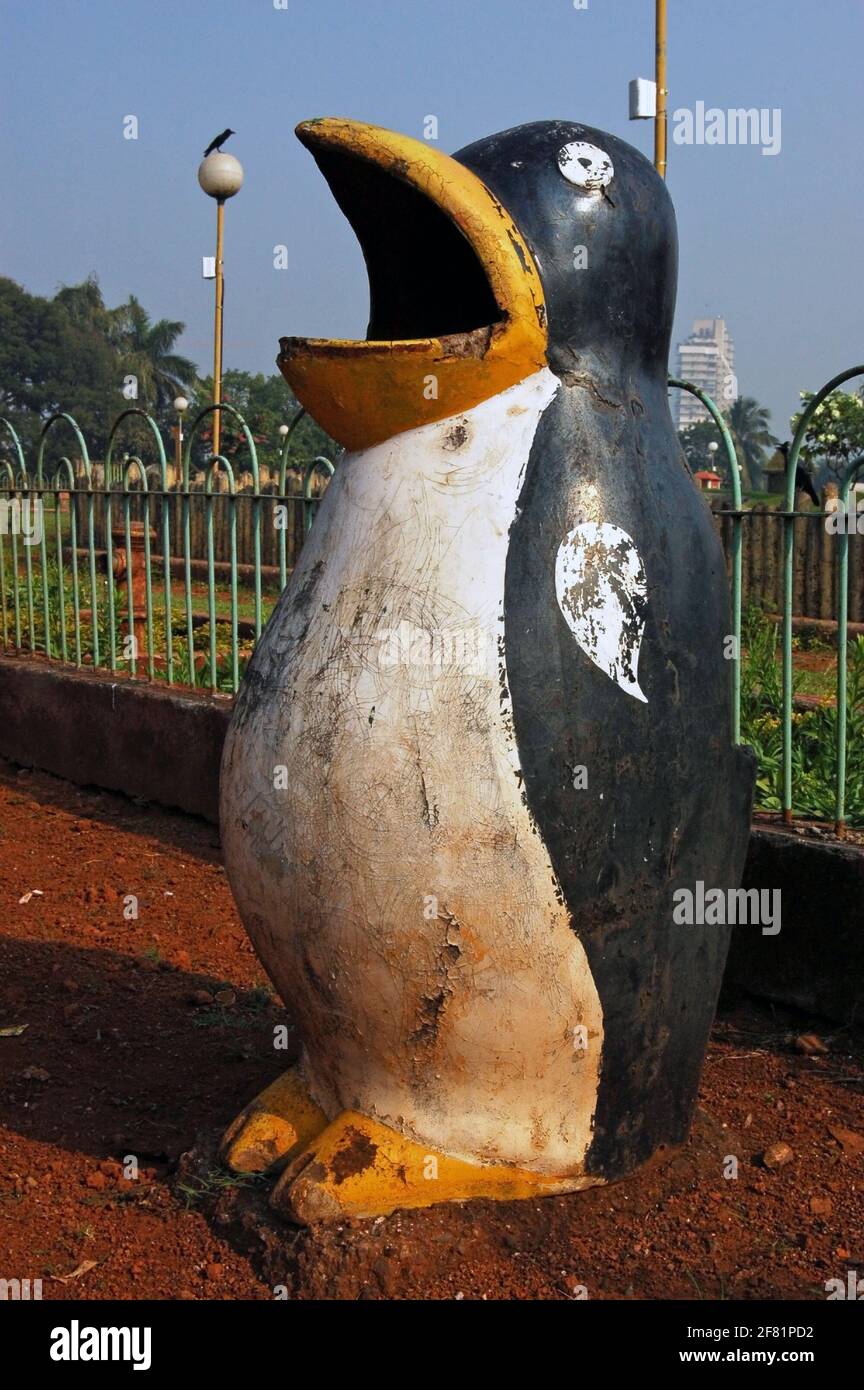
278, 118, 548, 452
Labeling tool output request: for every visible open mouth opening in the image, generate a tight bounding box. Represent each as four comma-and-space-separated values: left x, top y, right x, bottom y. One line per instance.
277, 119, 547, 450
306, 147, 503, 343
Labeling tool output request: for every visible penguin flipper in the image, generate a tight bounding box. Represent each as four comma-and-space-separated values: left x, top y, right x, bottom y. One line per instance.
220, 1066, 329, 1175
270, 1111, 602, 1224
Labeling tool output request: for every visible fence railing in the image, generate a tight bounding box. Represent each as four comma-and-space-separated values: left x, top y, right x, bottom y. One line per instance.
711, 501, 864, 624
674, 367, 864, 836
1, 372, 863, 832
0, 402, 332, 695
669, 378, 743, 743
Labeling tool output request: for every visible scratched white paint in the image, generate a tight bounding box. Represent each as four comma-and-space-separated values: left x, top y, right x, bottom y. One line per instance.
221, 369, 605, 1179
555, 521, 648, 703
558, 141, 614, 192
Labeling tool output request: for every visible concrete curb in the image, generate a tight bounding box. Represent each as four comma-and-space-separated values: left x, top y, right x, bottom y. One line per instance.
726, 825, 864, 1026
0, 654, 231, 823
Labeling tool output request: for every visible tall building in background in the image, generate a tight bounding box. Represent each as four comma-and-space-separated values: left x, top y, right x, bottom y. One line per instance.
675, 318, 736, 428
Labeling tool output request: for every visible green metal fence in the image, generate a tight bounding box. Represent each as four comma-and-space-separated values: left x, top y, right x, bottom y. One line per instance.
674, 366, 864, 836
2, 374, 863, 831
0, 402, 332, 697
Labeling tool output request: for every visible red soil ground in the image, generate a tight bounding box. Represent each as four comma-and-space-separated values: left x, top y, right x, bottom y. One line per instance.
0, 756, 861, 1301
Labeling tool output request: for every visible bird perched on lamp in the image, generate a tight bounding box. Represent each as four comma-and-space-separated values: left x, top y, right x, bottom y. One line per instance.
203, 128, 235, 157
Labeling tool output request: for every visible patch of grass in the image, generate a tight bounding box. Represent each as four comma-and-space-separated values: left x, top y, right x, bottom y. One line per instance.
740, 606, 864, 824
0, 552, 259, 693
793, 667, 836, 700
176, 1167, 262, 1209
792, 628, 833, 655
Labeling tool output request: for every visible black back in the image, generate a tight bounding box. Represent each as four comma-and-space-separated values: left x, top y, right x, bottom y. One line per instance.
457, 122, 755, 1177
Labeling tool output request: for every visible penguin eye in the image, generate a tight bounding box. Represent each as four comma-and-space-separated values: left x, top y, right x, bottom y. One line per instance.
558, 141, 614, 192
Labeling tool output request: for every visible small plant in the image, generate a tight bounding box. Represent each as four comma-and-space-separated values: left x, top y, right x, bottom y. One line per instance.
740, 606, 864, 823
176, 1167, 260, 1209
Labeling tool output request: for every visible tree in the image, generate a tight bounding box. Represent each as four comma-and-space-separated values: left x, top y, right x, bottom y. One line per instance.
53, 275, 113, 332
0, 275, 119, 460
189, 370, 335, 469
790, 389, 864, 486
0, 276, 334, 472
678, 420, 726, 477
109, 295, 198, 413
726, 396, 777, 492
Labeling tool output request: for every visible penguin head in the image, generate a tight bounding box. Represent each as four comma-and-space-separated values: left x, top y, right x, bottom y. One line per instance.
455, 120, 677, 382
279, 118, 675, 450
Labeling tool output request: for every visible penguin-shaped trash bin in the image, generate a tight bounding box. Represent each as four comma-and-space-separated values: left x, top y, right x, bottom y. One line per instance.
219, 118, 756, 1223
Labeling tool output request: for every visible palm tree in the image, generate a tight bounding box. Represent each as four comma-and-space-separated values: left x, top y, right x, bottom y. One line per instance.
726, 396, 777, 492
110, 295, 198, 410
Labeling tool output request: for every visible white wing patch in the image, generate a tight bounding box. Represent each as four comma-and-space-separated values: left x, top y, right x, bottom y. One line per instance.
555, 522, 648, 703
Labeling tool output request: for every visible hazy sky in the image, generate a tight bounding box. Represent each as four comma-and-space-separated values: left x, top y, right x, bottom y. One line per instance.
3, 0, 862, 434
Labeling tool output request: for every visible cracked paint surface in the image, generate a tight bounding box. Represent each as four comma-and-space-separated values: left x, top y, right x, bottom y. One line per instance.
555, 521, 648, 703
220, 369, 604, 1176
557, 141, 614, 192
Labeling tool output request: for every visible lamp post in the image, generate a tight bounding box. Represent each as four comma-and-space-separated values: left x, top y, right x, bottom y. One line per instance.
198, 150, 244, 459
277, 422, 292, 482
654, 0, 667, 178
627, 0, 667, 178
173, 395, 188, 476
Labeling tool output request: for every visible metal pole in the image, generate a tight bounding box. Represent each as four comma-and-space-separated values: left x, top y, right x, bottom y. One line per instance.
655, 0, 667, 178
835, 454, 864, 838
669, 378, 742, 742
781, 365, 864, 825
213, 198, 225, 458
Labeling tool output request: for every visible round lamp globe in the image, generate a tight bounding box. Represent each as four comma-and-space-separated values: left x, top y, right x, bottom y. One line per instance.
198, 153, 244, 200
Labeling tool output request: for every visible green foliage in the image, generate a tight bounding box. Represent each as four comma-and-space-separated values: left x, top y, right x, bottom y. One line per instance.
726, 396, 777, 492
176, 1167, 262, 1208
191, 370, 334, 469
0, 274, 193, 460
0, 543, 255, 696
740, 606, 864, 823
677, 396, 777, 494
109, 294, 197, 414
791, 389, 864, 485
0, 276, 120, 457
678, 420, 725, 476
0, 275, 336, 473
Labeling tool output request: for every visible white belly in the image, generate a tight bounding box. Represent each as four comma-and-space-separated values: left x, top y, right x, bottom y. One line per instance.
221, 369, 604, 1175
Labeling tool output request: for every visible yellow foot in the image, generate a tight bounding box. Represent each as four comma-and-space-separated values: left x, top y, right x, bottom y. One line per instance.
220, 1067, 329, 1175
271, 1109, 594, 1223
